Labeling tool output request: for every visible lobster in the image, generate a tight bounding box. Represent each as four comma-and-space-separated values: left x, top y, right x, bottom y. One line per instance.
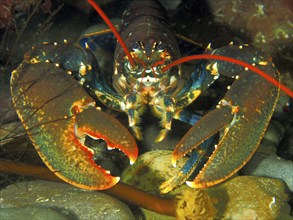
9, 0, 289, 194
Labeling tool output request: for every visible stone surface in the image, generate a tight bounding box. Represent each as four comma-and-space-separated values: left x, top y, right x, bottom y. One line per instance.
0, 207, 70, 220
122, 150, 189, 219
207, 176, 291, 219
260, 120, 285, 154
122, 151, 291, 219
121, 150, 189, 195
0, 180, 134, 220
277, 119, 293, 161
207, 0, 293, 55
241, 153, 293, 191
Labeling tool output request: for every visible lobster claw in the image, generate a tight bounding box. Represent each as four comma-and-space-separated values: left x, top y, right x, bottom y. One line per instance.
11, 61, 138, 190
172, 62, 279, 188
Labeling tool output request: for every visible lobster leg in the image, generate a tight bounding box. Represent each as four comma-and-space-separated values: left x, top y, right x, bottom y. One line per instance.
11, 56, 138, 190
172, 45, 280, 188
174, 108, 202, 126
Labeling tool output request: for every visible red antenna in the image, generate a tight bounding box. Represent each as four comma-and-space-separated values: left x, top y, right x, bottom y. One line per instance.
87, 0, 293, 98
162, 55, 293, 98
87, 0, 135, 67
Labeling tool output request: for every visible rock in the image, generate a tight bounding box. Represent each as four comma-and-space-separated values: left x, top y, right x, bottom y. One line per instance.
121, 151, 291, 219
241, 153, 293, 191
175, 189, 217, 220
260, 120, 285, 154
0, 180, 134, 220
0, 207, 69, 220
121, 150, 190, 219
207, 0, 293, 56
207, 176, 291, 219
121, 150, 189, 195
277, 119, 293, 161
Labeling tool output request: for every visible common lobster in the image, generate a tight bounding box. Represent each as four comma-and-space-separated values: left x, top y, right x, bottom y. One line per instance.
8, 0, 289, 194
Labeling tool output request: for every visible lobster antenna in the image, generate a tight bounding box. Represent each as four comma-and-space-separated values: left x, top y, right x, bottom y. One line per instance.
87, 0, 292, 98
162, 55, 293, 98
87, 0, 136, 67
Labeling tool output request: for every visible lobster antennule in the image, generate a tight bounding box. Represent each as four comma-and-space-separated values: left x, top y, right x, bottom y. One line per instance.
87, 0, 136, 68
161, 54, 293, 98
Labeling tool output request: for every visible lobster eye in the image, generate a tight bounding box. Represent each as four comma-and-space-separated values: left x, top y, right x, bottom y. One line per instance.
131, 42, 140, 51
157, 42, 166, 51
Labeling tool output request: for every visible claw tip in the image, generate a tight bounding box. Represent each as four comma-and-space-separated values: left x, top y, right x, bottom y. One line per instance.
155, 136, 163, 143
159, 186, 171, 194
171, 157, 177, 168
114, 176, 120, 183
130, 158, 136, 165
186, 181, 195, 188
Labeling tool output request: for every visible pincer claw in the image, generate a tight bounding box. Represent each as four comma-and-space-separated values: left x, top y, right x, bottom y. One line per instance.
11, 62, 138, 190
172, 62, 279, 188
